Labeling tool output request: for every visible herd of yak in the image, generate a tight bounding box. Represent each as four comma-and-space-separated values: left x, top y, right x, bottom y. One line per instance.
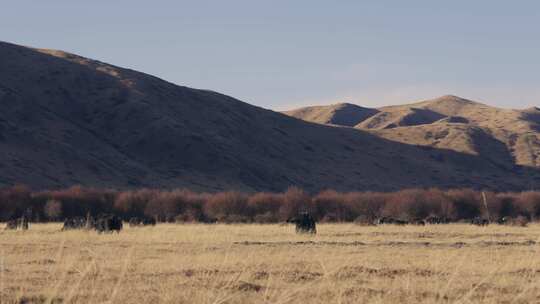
373, 215, 523, 226
4, 213, 155, 233
286, 214, 528, 234
3, 211, 529, 234
62, 214, 125, 233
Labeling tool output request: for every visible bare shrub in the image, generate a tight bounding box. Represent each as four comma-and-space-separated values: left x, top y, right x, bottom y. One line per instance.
2, 185, 540, 223
423, 188, 453, 219
382, 189, 433, 221
44, 199, 62, 221
204, 191, 249, 222
516, 191, 540, 220
143, 190, 204, 222
345, 192, 387, 221
509, 215, 529, 227
446, 189, 481, 220
34, 185, 116, 220
247, 192, 282, 222
278, 187, 311, 221
353, 215, 375, 226
175, 208, 202, 223
0, 184, 33, 221
312, 190, 352, 222
491, 193, 520, 219
114, 189, 157, 218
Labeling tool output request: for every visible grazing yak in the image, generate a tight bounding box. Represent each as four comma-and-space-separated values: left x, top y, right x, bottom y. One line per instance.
497, 216, 509, 225
62, 213, 96, 231
95, 214, 123, 233
375, 217, 408, 225
143, 217, 157, 226
497, 216, 529, 227
61, 214, 122, 233
201, 217, 218, 224
375, 215, 452, 226
62, 216, 87, 230
287, 212, 317, 234
410, 219, 426, 226
5, 216, 29, 230
5, 219, 18, 230
471, 217, 490, 226
128, 217, 141, 227
424, 215, 448, 224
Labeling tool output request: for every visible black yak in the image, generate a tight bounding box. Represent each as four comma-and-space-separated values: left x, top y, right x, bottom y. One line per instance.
375, 217, 408, 225
62, 217, 86, 230
5, 216, 29, 230
471, 217, 490, 226
287, 212, 316, 234
424, 215, 448, 224
95, 214, 123, 233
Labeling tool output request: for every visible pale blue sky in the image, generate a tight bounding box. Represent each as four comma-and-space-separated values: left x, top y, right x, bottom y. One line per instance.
2, 1, 540, 110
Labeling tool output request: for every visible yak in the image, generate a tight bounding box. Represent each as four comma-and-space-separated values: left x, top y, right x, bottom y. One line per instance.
62, 217, 86, 230
471, 217, 490, 226
287, 212, 316, 234
5, 216, 29, 230
424, 215, 448, 224
95, 214, 123, 233
375, 217, 408, 225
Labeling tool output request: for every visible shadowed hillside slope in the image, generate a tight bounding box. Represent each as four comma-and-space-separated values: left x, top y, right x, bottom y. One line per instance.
1, 42, 539, 191
285, 95, 540, 172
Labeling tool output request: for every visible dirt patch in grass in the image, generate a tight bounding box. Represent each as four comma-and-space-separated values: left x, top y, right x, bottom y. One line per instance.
17, 295, 63, 304
333, 266, 447, 280
234, 240, 538, 248
232, 281, 264, 292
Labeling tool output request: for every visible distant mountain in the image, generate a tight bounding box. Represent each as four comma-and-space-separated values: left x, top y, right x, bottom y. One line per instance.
283, 103, 378, 127
284, 95, 540, 174
1, 41, 539, 191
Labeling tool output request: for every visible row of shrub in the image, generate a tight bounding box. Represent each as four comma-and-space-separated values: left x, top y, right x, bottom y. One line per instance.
1, 185, 540, 223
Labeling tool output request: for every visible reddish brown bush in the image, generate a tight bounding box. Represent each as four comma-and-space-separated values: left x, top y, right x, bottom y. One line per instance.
44, 199, 62, 220
3, 185, 540, 223
144, 189, 206, 222
312, 190, 352, 222
33, 185, 116, 220
247, 192, 282, 222
278, 187, 311, 221
490, 193, 521, 219
516, 192, 540, 220
344, 192, 388, 221
204, 191, 249, 222
0, 184, 33, 221
382, 189, 436, 220
114, 189, 158, 217
446, 189, 482, 220
423, 188, 453, 218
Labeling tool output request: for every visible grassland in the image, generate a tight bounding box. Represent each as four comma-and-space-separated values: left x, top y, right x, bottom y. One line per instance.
2, 223, 540, 303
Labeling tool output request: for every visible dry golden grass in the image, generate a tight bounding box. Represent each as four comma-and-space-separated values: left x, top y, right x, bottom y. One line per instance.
2, 223, 540, 303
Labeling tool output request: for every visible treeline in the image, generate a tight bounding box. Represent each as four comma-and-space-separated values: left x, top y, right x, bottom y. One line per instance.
1, 185, 540, 223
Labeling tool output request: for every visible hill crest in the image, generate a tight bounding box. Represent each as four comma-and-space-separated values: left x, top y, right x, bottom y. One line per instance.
1, 41, 539, 191
284, 95, 540, 169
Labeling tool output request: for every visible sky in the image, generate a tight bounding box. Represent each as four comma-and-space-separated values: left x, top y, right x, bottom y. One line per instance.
2, 0, 540, 110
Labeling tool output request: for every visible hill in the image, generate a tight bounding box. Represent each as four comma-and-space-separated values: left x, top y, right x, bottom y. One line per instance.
284, 95, 540, 173
283, 103, 378, 127
1, 42, 539, 191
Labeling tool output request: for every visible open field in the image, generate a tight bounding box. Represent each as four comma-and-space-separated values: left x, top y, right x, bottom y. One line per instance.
2, 224, 540, 303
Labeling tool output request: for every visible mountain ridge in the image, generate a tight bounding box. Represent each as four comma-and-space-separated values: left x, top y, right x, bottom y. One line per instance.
283, 103, 378, 127
284, 95, 540, 170
1, 41, 539, 191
